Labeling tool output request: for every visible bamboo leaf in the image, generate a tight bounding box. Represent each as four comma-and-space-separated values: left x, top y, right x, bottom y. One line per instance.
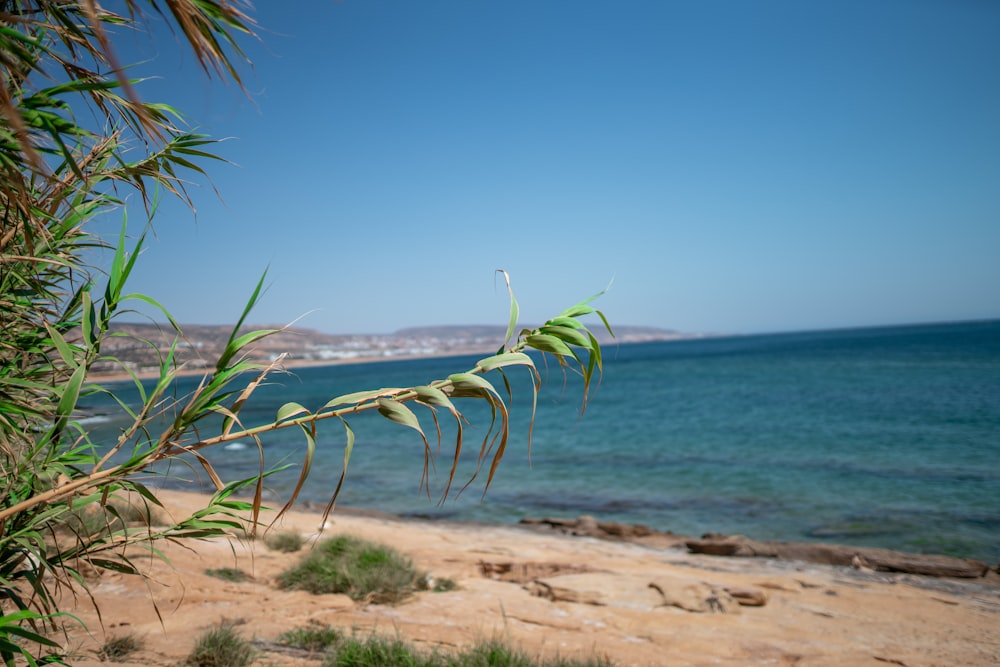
276, 423, 316, 519
543, 316, 587, 330
376, 398, 424, 435
496, 269, 520, 351
524, 333, 577, 358
558, 304, 596, 319
447, 372, 497, 393
539, 324, 592, 349
276, 402, 309, 422
55, 363, 86, 421
475, 351, 535, 373
413, 385, 457, 411
88, 557, 139, 575
324, 390, 378, 408
319, 417, 356, 529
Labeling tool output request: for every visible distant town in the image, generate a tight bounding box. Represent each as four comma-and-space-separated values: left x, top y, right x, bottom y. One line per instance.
89, 323, 695, 378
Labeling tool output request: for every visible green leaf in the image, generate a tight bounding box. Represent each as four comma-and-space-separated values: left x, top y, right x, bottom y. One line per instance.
276, 402, 309, 422
524, 333, 576, 358
413, 385, 457, 410
89, 558, 140, 575
542, 316, 587, 330
376, 398, 424, 435
496, 269, 520, 351
323, 388, 390, 410
539, 325, 592, 349
320, 417, 356, 523
475, 352, 535, 373
446, 372, 499, 397
55, 363, 86, 420
276, 422, 316, 518
557, 304, 596, 319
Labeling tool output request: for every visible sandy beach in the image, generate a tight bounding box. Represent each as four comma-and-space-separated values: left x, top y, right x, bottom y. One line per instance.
58, 489, 999, 667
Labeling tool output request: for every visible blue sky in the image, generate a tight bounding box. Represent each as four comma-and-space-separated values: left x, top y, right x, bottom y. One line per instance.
102, 1, 999, 335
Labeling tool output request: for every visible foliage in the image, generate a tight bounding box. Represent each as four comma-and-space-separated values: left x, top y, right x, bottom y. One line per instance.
448, 639, 614, 667
323, 633, 429, 667
264, 530, 304, 553
277, 621, 343, 654
205, 567, 251, 583
186, 624, 255, 667
98, 633, 143, 662
317, 633, 614, 667
276, 535, 424, 604
0, 1, 611, 665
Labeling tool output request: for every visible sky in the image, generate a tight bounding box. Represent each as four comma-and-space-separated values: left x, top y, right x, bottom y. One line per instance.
99, 0, 1000, 336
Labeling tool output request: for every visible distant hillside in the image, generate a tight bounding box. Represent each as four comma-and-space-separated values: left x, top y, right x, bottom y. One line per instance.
89, 322, 692, 378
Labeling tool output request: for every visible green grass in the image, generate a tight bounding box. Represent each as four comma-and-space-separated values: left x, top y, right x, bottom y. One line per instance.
312, 633, 613, 667
98, 633, 143, 662
205, 567, 252, 583
323, 633, 431, 667
448, 639, 613, 666
278, 621, 343, 653
186, 624, 255, 667
264, 530, 304, 553
275, 534, 424, 604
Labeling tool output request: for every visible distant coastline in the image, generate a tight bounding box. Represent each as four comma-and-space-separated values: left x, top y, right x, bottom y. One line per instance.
87, 322, 696, 382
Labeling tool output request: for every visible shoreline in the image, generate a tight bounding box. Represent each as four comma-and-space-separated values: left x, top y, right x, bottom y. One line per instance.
288, 497, 999, 578
84, 346, 507, 384
61, 488, 1000, 666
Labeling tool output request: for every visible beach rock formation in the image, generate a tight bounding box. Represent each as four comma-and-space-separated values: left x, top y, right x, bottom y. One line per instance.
479, 561, 766, 613
685, 533, 992, 578
519, 515, 686, 547
521, 516, 992, 579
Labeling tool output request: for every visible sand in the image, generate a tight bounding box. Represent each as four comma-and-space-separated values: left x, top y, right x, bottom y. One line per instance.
57, 490, 999, 667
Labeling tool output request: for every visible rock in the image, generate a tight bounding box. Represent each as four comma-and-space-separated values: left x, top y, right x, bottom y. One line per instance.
724, 587, 769, 607
648, 577, 741, 614
684, 534, 751, 556
478, 561, 598, 583
519, 516, 678, 544
527, 574, 664, 610
573, 515, 600, 537
686, 535, 991, 579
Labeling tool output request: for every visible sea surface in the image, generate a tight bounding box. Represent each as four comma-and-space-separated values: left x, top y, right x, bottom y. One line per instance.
83, 319, 1000, 563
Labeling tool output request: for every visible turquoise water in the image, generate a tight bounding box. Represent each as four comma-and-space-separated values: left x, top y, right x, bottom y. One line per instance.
84, 319, 1000, 563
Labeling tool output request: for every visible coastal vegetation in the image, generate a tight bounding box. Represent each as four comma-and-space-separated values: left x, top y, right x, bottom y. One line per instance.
0, 1, 609, 664
185, 624, 255, 667
96, 632, 143, 663
276, 534, 425, 604
263, 529, 305, 553
276, 626, 614, 667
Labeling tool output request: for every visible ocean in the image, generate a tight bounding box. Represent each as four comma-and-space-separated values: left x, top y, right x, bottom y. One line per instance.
83, 319, 1000, 563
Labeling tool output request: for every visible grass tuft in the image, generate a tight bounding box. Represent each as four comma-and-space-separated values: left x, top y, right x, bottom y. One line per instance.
264, 530, 304, 553
276, 534, 424, 604
454, 638, 614, 666
314, 633, 614, 667
205, 567, 252, 583
278, 621, 343, 653
322, 633, 434, 667
186, 624, 255, 667
98, 633, 143, 662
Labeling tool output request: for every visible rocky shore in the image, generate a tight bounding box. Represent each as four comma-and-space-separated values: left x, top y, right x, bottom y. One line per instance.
520, 515, 996, 579
62, 490, 999, 667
